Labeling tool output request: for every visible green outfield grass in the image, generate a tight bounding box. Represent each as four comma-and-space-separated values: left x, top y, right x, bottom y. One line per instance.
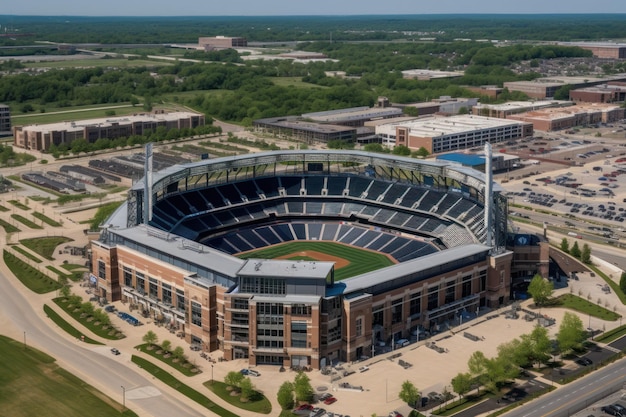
237, 241, 395, 281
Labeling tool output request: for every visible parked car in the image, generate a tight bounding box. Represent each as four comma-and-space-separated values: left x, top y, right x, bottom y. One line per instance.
389, 412, 403, 417
308, 407, 326, 417
358, 365, 369, 373
601, 405, 623, 417
111, 348, 121, 355
293, 404, 314, 415
575, 357, 592, 366
323, 396, 337, 405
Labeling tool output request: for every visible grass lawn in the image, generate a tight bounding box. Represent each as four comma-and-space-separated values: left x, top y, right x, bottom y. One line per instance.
25, 58, 168, 70
204, 380, 272, 414
0, 335, 134, 417
20, 236, 73, 260
131, 356, 240, 417
47, 265, 72, 279
12, 104, 153, 126
53, 297, 125, 340
595, 324, 626, 343
61, 263, 89, 271
552, 294, 622, 321
0, 204, 9, 212
11, 214, 43, 229
0, 218, 20, 233
10, 245, 42, 263
43, 305, 103, 345
32, 212, 62, 227
237, 241, 395, 281
3, 250, 61, 294
135, 343, 199, 377
7, 199, 30, 210
271, 77, 328, 89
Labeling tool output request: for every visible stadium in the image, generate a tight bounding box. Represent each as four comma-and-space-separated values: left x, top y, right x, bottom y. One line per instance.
91, 149, 515, 369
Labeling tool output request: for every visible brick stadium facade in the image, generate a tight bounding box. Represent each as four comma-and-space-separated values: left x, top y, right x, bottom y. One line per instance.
91, 151, 540, 369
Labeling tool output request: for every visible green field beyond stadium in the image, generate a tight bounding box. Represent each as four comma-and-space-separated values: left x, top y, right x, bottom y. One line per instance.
237, 241, 395, 281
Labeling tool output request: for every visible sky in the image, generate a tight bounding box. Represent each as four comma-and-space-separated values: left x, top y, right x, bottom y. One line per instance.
4, 0, 626, 16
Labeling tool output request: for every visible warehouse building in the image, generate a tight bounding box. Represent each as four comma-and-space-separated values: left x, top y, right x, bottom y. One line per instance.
507, 103, 625, 131
375, 115, 533, 154
472, 100, 573, 119
503, 75, 626, 99
198, 36, 247, 50
570, 83, 626, 103
13, 111, 205, 152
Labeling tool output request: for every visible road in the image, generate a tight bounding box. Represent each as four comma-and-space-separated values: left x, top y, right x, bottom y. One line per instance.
0, 266, 204, 417
502, 358, 626, 417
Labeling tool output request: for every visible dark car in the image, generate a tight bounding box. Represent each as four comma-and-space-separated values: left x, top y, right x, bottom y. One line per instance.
601, 405, 623, 417
323, 396, 337, 405
111, 348, 121, 355
575, 357, 592, 366
612, 404, 626, 415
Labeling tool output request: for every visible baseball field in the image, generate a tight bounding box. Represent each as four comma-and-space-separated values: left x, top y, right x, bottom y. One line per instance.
236, 241, 396, 281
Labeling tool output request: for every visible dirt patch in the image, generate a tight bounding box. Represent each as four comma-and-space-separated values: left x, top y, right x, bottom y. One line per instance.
275, 250, 350, 269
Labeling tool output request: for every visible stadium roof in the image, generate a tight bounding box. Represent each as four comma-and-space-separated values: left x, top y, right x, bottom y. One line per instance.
238, 258, 334, 279
327, 244, 491, 296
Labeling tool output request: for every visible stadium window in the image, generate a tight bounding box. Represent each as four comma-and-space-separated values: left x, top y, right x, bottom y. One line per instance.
427, 286, 439, 310
123, 268, 133, 287
479, 270, 487, 292
98, 260, 106, 280
409, 292, 421, 317
356, 317, 363, 337
191, 301, 202, 326
372, 306, 384, 327
445, 281, 455, 304
461, 275, 472, 298
391, 298, 403, 324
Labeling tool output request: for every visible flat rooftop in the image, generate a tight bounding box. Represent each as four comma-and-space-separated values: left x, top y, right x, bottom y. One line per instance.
17, 111, 202, 133
238, 258, 334, 279
473, 100, 572, 111
254, 117, 356, 134
514, 103, 623, 120
302, 106, 403, 123
401, 69, 464, 79
376, 115, 528, 137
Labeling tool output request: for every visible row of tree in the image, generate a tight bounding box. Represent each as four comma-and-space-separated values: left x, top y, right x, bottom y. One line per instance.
559, 238, 592, 264
450, 314, 587, 400
142, 330, 188, 364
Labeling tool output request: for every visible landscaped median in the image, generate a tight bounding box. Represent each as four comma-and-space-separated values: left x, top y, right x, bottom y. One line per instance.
131, 355, 240, 417
43, 305, 103, 345
3, 250, 61, 293
135, 343, 199, 377
53, 296, 125, 340
204, 380, 272, 414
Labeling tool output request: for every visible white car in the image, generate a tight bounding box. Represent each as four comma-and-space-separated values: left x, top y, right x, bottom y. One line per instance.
358, 365, 369, 373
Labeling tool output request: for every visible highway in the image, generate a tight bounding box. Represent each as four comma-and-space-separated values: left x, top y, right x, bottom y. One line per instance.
0, 266, 204, 417
502, 358, 626, 417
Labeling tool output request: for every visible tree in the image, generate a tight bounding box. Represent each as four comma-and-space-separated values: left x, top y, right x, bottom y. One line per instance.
294, 371, 314, 403
277, 381, 295, 410
497, 338, 529, 369
570, 241, 581, 259
580, 243, 591, 264
172, 346, 185, 362
80, 301, 95, 316
451, 372, 473, 399
521, 325, 552, 367
60, 285, 71, 298
161, 339, 172, 353
392, 145, 411, 156
557, 312, 586, 353
413, 147, 430, 158
224, 371, 244, 389
620, 272, 626, 295
527, 274, 553, 307
398, 380, 420, 408
560, 238, 570, 253
240, 377, 256, 401
142, 330, 158, 347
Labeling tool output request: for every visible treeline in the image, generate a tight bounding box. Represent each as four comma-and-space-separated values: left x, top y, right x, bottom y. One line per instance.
3, 15, 626, 45
47, 124, 221, 158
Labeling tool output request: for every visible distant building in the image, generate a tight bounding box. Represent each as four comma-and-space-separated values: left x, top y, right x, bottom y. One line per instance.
278, 51, 328, 60
252, 116, 356, 144
570, 83, 626, 103
302, 106, 404, 127
504, 75, 626, 99
13, 111, 205, 152
559, 42, 626, 59
401, 69, 464, 80
198, 36, 247, 50
465, 85, 503, 99
507, 103, 624, 131
0, 104, 10, 137
400, 96, 478, 116
375, 115, 533, 154
472, 100, 573, 119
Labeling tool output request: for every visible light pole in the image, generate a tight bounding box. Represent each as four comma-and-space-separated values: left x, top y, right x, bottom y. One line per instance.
23, 331, 26, 350
121, 385, 126, 410
211, 364, 214, 385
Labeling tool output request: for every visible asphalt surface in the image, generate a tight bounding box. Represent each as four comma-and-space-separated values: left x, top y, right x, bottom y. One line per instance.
0, 266, 204, 417
502, 358, 626, 417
